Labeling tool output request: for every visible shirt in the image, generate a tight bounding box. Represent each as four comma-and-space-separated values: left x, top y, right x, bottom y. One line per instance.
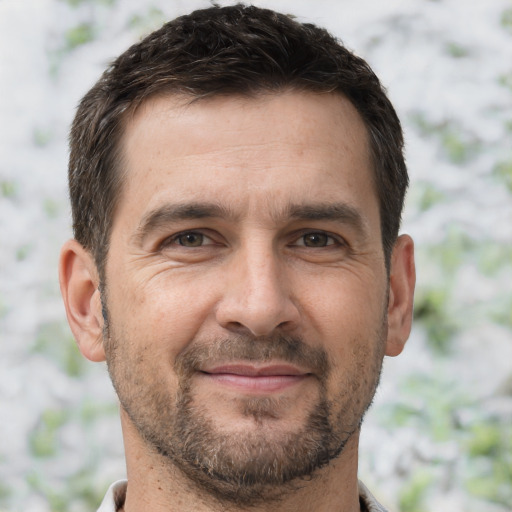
97, 479, 388, 511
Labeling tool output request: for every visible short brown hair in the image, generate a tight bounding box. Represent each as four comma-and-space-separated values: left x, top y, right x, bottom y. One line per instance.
69, 3, 408, 277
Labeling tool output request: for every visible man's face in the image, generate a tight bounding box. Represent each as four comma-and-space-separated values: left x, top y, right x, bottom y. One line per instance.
103, 91, 389, 502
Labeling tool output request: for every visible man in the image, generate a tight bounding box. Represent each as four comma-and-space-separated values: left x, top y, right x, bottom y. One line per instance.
59, 4, 415, 511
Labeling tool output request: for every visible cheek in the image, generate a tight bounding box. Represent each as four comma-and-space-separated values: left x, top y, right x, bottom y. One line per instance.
106, 271, 219, 359
299, 270, 387, 343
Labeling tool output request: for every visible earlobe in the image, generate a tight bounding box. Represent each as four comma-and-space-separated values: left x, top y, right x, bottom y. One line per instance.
385, 234, 416, 357
59, 239, 106, 362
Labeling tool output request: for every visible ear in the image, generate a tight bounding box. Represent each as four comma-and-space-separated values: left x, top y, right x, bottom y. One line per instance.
59, 239, 106, 362
385, 234, 416, 357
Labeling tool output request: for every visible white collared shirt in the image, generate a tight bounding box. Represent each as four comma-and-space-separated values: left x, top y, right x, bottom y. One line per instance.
96, 479, 388, 511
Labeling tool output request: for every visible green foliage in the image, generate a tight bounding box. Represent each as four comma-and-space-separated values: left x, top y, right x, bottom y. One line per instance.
468, 423, 502, 457
445, 42, 470, 58
421, 227, 477, 274
414, 288, 457, 355
128, 7, 165, 34
79, 398, 118, 424
29, 409, 69, 458
382, 374, 512, 507
0, 295, 7, 320
477, 242, 512, 276
68, 467, 109, 509
409, 111, 436, 136
381, 375, 470, 442
33, 127, 53, 147
416, 182, 445, 211
26, 464, 107, 512
32, 321, 87, 378
0, 479, 12, 502
64, 23, 95, 50
465, 420, 512, 506
493, 160, 512, 193
409, 112, 480, 165
501, 7, 512, 34
385, 402, 421, 427
498, 72, 512, 92
440, 129, 471, 164
1, 180, 18, 198
43, 198, 60, 218
16, 244, 32, 261
60, 0, 116, 7
490, 296, 512, 328
399, 469, 433, 512
26, 470, 43, 491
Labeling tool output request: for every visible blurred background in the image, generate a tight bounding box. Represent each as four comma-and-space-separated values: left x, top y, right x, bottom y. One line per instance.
0, 0, 511, 511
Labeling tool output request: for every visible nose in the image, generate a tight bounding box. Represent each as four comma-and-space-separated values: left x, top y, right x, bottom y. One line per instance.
215, 244, 300, 337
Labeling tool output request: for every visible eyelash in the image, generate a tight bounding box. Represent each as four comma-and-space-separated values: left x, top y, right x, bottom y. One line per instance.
160, 231, 214, 249
159, 229, 345, 250
291, 231, 343, 248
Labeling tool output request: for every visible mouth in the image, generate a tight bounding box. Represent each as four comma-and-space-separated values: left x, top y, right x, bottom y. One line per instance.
199, 363, 312, 393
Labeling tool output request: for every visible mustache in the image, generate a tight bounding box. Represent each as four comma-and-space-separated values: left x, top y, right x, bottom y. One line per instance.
174, 335, 330, 380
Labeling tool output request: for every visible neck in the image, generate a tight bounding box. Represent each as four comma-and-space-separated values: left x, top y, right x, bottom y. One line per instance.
119, 409, 362, 512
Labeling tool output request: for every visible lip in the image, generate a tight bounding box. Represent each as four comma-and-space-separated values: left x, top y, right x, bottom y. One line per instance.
199, 363, 311, 393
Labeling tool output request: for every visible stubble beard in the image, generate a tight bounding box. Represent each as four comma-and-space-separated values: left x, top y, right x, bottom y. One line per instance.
102, 300, 386, 506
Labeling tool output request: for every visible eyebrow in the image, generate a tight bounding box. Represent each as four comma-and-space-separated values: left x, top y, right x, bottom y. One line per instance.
133, 202, 237, 244
133, 200, 368, 245
284, 203, 365, 229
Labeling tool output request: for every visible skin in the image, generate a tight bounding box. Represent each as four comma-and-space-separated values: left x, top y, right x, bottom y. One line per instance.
59, 91, 415, 512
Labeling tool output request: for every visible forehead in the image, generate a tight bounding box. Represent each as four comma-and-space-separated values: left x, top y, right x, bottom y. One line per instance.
115, 91, 377, 230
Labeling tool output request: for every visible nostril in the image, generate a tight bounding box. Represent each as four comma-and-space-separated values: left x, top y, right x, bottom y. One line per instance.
224, 321, 249, 334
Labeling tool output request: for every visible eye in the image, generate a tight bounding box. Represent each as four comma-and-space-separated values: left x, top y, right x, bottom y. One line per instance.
295, 232, 337, 248
176, 232, 205, 247
161, 231, 215, 249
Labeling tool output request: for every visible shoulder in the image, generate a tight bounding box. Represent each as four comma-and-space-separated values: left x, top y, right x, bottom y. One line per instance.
97, 480, 128, 512
358, 480, 389, 512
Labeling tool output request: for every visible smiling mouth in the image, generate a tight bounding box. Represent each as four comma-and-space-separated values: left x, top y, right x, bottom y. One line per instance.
199, 364, 312, 393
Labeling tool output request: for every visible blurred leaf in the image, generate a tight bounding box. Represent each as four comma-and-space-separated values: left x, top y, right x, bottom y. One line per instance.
128, 7, 165, 33
409, 112, 480, 164
47, 492, 67, 512
80, 398, 118, 424
16, 244, 32, 261
26, 470, 43, 491
498, 72, 512, 92
501, 7, 512, 34
0, 479, 12, 501
445, 42, 470, 58
60, 0, 116, 7
441, 129, 471, 164
399, 469, 433, 512
477, 242, 512, 276
465, 420, 512, 505
1, 180, 18, 198
467, 423, 501, 457
65, 23, 95, 50
33, 127, 53, 147
0, 295, 7, 319
32, 321, 87, 378
417, 182, 445, 211
68, 467, 109, 508
43, 198, 59, 219
29, 409, 68, 459
424, 227, 477, 273
414, 288, 457, 355
490, 298, 512, 328
493, 160, 512, 193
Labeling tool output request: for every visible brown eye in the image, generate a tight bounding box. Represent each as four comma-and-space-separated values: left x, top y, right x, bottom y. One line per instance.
177, 232, 204, 247
302, 233, 330, 247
